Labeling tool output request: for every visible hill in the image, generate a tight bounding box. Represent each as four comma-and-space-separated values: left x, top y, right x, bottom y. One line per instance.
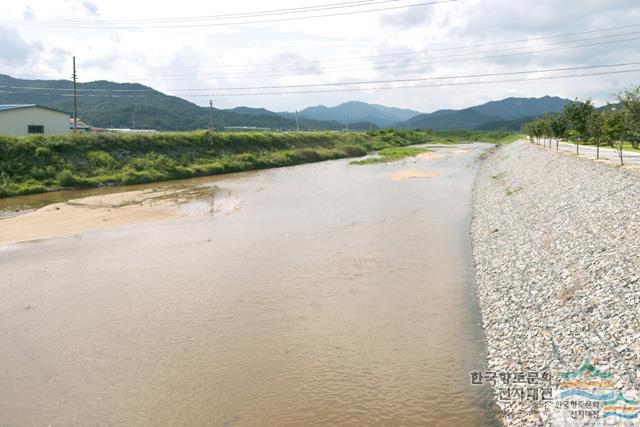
472, 96, 569, 119
294, 101, 421, 128
396, 96, 571, 131
0, 75, 374, 131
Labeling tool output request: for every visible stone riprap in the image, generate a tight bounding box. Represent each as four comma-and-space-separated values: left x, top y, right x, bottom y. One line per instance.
472, 140, 640, 426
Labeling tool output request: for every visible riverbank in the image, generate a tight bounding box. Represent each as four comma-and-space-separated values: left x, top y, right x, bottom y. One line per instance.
0, 143, 479, 245
0, 129, 517, 198
472, 140, 640, 425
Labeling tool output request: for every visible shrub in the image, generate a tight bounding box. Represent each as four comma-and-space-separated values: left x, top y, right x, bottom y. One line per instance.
56, 169, 79, 187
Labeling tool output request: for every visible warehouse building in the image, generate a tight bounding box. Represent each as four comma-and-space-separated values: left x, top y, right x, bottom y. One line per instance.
0, 104, 70, 136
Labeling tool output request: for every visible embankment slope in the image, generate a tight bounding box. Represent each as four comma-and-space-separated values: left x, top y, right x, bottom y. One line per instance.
472, 140, 640, 425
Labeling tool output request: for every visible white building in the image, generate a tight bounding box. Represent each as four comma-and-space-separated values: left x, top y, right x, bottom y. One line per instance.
0, 104, 70, 136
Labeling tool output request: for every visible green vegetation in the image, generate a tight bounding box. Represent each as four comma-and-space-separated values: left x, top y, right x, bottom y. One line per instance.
424, 130, 521, 145
506, 186, 523, 196
350, 147, 428, 164
523, 85, 640, 165
0, 75, 370, 131
0, 129, 517, 197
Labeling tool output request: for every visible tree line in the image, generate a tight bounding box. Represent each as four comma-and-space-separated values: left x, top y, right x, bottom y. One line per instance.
523, 86, 640, 165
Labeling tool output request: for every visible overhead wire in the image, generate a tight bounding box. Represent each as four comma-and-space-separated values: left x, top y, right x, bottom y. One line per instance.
71, 33, 640, 81
4, 32, 640, 87
7, 0, 457, 29
2, 69, 638, 98
2, 64, 638, 98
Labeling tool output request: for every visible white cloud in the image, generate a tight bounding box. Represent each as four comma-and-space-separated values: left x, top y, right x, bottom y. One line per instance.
2, 0, 640, 112
0, 25, 42, 66
22, 6, 35, 21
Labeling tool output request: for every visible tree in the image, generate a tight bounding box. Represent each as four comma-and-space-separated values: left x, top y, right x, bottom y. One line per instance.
523, 121, 535, 144
548, 113, 567, 152
564, 98, 594, 155
541, 114, 553, 148
602, 108, 626, 165
617, 85, 640, 149
587, 111, 603, 159
523, 119, 544, 145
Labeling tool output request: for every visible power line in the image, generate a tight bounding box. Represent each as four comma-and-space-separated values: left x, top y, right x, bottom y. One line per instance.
22, 0, 395, 24
42, 23, 640, 71
4, 62, 640, 94
146, 62, 640, 92
197, 69, 640, 97
2, 64, 638, 98
74, 33, 640, 81
9, 0, 456, 29
177, 25, 640, 70
5, 33, 639, 91
2, 69, 637, 99
3, 22, 637, 80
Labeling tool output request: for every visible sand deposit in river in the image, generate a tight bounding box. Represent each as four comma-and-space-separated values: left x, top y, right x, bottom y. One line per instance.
0, 186, 239, 245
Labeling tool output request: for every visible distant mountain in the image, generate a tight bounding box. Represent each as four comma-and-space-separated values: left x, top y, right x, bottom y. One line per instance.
294, 101, 421, 128
472, 96, 570, 119
400, 108, 497, 130
0, 75, 375, 131
396, 96, 571, 131
475, 116, 539, 132
0, 74, 574, 133
227, 106, 279, 117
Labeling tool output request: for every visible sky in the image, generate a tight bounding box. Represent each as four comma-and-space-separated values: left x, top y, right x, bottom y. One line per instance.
1, 0, 639, 113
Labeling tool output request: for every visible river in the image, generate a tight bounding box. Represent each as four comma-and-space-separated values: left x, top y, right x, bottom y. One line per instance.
0, 144, 497, 426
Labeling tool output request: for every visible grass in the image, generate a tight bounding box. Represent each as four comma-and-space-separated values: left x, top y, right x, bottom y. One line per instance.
0, 129, 517, 198
561, 140, 640, 153
350, 147, 428, 165
424, 131, 523, 145
593, 142, 640, 153
506, 186, 523, 196
491, 171, 507, 180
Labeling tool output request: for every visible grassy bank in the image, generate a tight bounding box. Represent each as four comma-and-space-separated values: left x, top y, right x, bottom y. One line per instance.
351, 147, 429, 165
0, 129, 515, 197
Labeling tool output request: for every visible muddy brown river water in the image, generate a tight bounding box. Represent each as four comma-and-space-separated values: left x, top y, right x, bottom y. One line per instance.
0, 144, 497, 426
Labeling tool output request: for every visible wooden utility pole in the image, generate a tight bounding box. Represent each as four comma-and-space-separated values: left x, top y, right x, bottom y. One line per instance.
295, 110, 299, 132
72, 56, 78, 132
209, 99, 214, 131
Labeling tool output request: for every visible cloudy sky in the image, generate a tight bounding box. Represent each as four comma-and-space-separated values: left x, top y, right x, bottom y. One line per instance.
1, 0, 639, 112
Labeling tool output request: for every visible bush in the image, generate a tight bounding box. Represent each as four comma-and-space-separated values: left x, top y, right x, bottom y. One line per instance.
87, 150, 117, 169
0, 129, 509, 197
56, 169, 79, 187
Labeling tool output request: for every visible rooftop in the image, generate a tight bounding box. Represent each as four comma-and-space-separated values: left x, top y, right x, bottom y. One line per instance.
0, 104, 70, 115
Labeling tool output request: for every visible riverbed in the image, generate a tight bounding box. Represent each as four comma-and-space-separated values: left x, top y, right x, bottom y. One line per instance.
0, 144, 497, 426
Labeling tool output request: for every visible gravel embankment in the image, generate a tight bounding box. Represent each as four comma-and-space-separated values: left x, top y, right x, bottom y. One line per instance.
472, 140, 640, 425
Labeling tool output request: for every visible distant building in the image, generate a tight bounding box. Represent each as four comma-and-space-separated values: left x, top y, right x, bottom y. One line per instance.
103, 128, 158, 134
224, 126, 272, 132
0, 104, 70, 136
69, 117, 92, 132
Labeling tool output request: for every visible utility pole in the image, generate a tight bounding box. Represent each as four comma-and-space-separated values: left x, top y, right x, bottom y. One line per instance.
295, 110, 300, 132
132, 107, 135, 130
346, 118, 349, 132
72, 56, 77, 132
209, 99, 214, 131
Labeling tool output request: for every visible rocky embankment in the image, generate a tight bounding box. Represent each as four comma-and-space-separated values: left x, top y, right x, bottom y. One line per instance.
472, 140, 640, 425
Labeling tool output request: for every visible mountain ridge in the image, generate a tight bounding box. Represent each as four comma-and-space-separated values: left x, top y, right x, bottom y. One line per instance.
395, 96, 572, 130
294, 101, 421, 127
0, 74, 572, 132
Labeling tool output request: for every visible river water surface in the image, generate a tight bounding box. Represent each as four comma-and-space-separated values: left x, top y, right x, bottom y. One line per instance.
0, 144, 497, 426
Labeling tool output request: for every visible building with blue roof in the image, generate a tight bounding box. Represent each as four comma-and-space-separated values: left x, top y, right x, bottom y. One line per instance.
0, 104, 70, 136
